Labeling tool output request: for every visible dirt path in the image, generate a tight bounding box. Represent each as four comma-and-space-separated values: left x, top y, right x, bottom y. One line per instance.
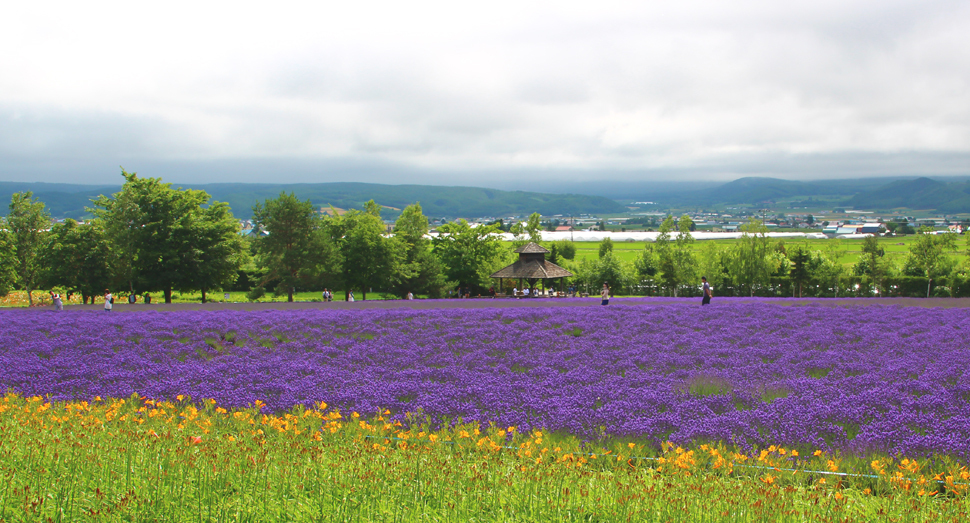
8, 296, 970, 313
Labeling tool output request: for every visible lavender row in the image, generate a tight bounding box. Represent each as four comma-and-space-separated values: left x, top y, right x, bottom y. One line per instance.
2, 302, 969, 459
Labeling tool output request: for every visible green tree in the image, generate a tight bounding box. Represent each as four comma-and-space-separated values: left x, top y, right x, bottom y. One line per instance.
510, 212, 543, 246
251, 192, 325, 302
432, 219, 503, 293
0, 226, 16, 297
328, 201, 400, 300
7, 192, 51, 305
179, 201, 247, 303
907, 228, 957, 297
854, 235, 887, 295
698, 243, 729, 294
92, 170, 218, 303
655, 216, 677, 295
391, 203, 446, 298
673, 215, 697, 294
596, 251, 634, 295
728, 218, 772, 296
40, 219, 112, 304
788, 245, 810, 297
547, 240, 576, 266
633, 244, 659, 281
598, 237, 614, 258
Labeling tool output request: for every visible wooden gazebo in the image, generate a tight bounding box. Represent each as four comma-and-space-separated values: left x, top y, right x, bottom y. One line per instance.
490, 242, 573, 296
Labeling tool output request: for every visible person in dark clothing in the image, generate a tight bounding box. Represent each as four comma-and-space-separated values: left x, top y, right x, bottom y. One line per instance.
701, 276, 712, 305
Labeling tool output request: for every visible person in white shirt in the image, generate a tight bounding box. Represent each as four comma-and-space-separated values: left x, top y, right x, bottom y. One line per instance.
407, 292, 414, 300
104, 290, 113, 312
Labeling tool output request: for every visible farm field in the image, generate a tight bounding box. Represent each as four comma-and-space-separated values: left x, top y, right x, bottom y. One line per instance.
2, 300, 969, 520
556, 236, 967, 268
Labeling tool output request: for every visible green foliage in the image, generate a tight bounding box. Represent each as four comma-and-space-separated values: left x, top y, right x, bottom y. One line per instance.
546, 239, 576, 266
91, 169, 239, 303
0, 226, 15, 296
328, 200, 401, 300
178, 201, 247, 303
252, 192, 333, 302
390, 203, 446, 298
40, 219, 112, 303
654, 215, 697, 296
728, 218, 772, 297
432, 219, 504, 292
633, 244, 659, 280
510, 212, 543, 245
788, 246, 811, 297
6, 191, 51, 305
906, 228, 956, 280
598, 237, 613, 258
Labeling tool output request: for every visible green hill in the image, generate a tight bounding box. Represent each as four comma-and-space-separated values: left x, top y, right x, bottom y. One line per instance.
845, 177, 970, 212
0, 182, 626, 220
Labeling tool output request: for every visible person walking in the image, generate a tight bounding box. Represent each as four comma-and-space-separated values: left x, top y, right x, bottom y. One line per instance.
348, 290, 355, 302
701, 276, 712, 306
52, 293, 63, 311
601, 283, 610, 305
104, 290, 113, 312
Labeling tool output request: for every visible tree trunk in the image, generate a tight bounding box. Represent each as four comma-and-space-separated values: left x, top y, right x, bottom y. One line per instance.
287, 288, 293, 302
362, 290, 367, 301
27, 287, 33, 306
201, 287, 207, 304
164, 287, 173, 304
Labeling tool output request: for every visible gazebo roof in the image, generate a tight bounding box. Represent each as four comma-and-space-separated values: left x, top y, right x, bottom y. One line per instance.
490, 258, 573, 279
514, 242, 549, 254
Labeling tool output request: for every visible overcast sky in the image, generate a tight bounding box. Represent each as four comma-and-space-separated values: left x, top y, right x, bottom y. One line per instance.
2, 0, 968, 188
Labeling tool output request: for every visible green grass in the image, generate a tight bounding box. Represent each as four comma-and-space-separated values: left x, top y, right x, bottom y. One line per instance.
2, 394, 969, 522
505, 236, 969, 270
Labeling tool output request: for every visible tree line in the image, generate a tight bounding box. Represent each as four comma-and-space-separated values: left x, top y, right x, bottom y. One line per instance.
2, 171, 968, 304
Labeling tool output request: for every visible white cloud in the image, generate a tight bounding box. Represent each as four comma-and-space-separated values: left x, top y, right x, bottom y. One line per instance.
1, 0, 968, 184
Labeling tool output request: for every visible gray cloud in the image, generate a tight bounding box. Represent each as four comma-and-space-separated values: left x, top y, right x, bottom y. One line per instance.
0, 0, 968, 185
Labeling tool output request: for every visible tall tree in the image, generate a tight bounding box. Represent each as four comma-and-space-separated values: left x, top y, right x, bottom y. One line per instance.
251, 192, 323, 302
179, 201, 247, 303
7, 192, 51, 306
655, 216, 678, 295
390, 203, 445, 298
728, 218, 772, 297
907, 227, 957, 297
41, 219, 112, 304
598, 237, 614, 258
547, 240, 576, 266
92, 170, 213, 303
0, 225, 16, 297
673, 215, 697, 294
854, 234, 888, 294
788, 245, 811, 298
330, 201, 401, 300
432, 219, 504, 293
510, 212, 543, 245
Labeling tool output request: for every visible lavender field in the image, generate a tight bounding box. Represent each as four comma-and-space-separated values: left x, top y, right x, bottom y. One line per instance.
3, 301, 969, 460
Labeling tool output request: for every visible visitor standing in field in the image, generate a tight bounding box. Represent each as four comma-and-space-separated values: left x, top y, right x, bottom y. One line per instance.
104, 290, 113, 312
601, 283, 610, 305
407, 291, 414, 300
701, 276, 712, 306
53, 293, 63, 311
349, 290, 355, 302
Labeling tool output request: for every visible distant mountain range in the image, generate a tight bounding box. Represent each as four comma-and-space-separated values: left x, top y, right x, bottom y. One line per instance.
634, 176, 970, 213
0, 181, 627, 220
3, 175, 970, 218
